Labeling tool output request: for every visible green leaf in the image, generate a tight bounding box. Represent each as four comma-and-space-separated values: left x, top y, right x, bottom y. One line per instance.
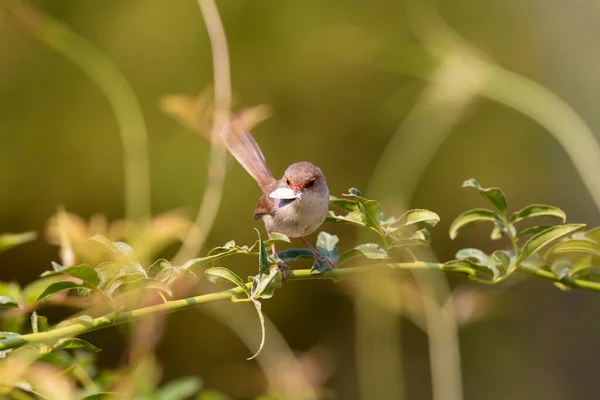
263, 232, 290, 245
456, 248, 488, 264
342, 189, 383, 232
551, 260, 573, 280
248, 298, 266, 360
584, 227, 600, 244
388, 209, 440, 230
0, 232, 36, 254
251, 264, 283, 300
147, 259, 172, 278
37, 281, 83, 301
511, 204, 567, 224
256, 229, 270, 274
180, 248, 238, 270
326, 210, 365, 227
0, 331, 20, 339
156, 376, 203, 400
31, 311, 49, 334
311, 232, 339, 274
568, 256, 599, 278
43, 264, 100, 289
205, 267, 250, 297
112, 279, 173, 298
55, 315, 94, 329
463, 179, 508, 215
454, 248, 510, 280
338, 244, 389, 266
329, 195, 359, 212
276, 248, 314, 263
0, 296, 18, 308
90, 235, 136, 259
449, 208, 501, 240
443, 259, 494, 279
517, 224, 586, 264
52, 338, 101, 352
516, 225, 552, 239
81, 393, 119, 400
544, 239, 600, 259
490, 225, 503, 240
491, 250, 512, 278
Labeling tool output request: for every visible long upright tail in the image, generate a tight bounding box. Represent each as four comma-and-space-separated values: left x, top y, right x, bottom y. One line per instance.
220, 118, 275, 192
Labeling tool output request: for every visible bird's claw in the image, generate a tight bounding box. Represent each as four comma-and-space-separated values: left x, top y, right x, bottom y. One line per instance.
277, 261, 291, 283
314, 252, 339, 282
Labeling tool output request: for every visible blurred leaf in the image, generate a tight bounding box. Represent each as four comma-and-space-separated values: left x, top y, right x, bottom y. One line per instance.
42, 264, 100, 289
511, 204, 566, 224
491, 250, 512, 278
113, 278, 173, 298
490, 225, 503, 240
263, 232, 290, 245
90, 235, 135, 259
443, 259, 494, 279
147, 259, 171, 278
0, 296, 18, 308
248, 298, 265, 361
37, 281, 83, 301
276, 248, 314, 263
0, 232, 36, 254
205, 267, 250, 297
55, 315, 94, 329
52, 338, 101, 352
545, 239, 600, 259
181, 248, 238, 270
21, 276, 63, 306
517, 224, 586, 264
584, 227, 600, 244
312, 232, 339, 274
463, 179, 508, 215
0, 331, 20, 339
449, 209, 501, 240
387, 209, 440, 231
96, 262, 121, 285
81, 393, 119, 400
551, 260, 573, 280
456, 248, 488, 265
256, 229, 270, 274
568, 256, 600, 278
197, 390, 232, 400
156, 376, 202, 400
338, 244, 389, 266
31, 311, 49, 333
251, 264, 282, 300
516, 225, 552, 239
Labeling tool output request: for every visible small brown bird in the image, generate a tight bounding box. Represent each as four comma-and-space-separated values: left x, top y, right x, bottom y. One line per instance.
220, 118, 334, 279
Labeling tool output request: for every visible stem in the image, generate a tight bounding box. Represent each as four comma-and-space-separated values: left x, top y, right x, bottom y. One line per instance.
2, 261, 600, 352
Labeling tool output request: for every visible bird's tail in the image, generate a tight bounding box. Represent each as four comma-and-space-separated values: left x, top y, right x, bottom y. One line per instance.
220, 117, 275, 192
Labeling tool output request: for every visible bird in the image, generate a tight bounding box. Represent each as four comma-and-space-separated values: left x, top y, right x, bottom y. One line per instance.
219, 116, 334, 280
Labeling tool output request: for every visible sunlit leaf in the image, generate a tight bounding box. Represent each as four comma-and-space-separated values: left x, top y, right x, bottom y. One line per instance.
205, 267, 250, 296
181, 248, 238, 270
0, 232, 36, 254
312, 232, 339, 274
329, 195, 359, 212
256, 229, 270, 274
263, 232, 290, 245
113, 278, 173, 298
490, 225, 503, 240
516, 225, 552, 239
551, 260, 573, 280
247, 298, 266, 361
491, 250, 512, 278
584, 227, 600, 244
463, 179, 508, 215
37, 281, 83, 301
443, 259, 494, 279
517, 224, 586, 264
147, 259, 171, 278
42, 264, 100, 289
511, 204, 566, 224
388, 209, 440, 230
326, 210, 365, 227
341, 189, 383, 232
0, 296, 18, 308
52, 338, 101, 352
31, 311, 49, 334
155, 376, 203, 400
449, 208, 501, 240
81, 393, 119, 400
545, 239, 600, 260
338, 244, 389, 266
251, 264, 283, 300
55, 315, 94, 329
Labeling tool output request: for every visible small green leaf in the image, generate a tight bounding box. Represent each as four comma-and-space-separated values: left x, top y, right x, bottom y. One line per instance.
256, 229, 270, 274
491, 250, 512, 278
584, 227, 600, 244
37, 281, 83, 301
329, 195, 359, 212
55, 315, 94, 329
113, 279, 173, 298
456, 248, 488, 264
569, 256, 598, 278
247, 298, 266, 360
551, 260, 573, 280
276, 248, 314, 263
0, 232, 36, 254
517, 224, 586, 264
180, 248, 238, 270
490, 225, 503, 240
389, 209, 440, 230
31, 311, 49, 334
463, 179, 508, 215
251, 264, 283, 300
443, 259, 494, 279
449, 208, 501, 240
52, 338, 101, 352
341, 190, 383, 232
326, 210, 365, 227
516, 225, 552, 239
0, 296, 18, 308
58, 264, 101, 288
155, 376, 203, 400
338, 244, 389, 266
312, 232, 340, 274
205, 267, 250, 296
544, 239, 600, 259
147, 259, 171, 278
90, 235, 135, 259
263, 232, 290, 245
511, 204, 567, 224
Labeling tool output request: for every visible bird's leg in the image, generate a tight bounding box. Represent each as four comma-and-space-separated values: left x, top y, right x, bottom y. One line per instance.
270, 240, 291, 283
299, 236, 337, 280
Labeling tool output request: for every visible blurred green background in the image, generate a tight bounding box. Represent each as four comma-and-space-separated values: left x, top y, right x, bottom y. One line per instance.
2, 0, 600, 399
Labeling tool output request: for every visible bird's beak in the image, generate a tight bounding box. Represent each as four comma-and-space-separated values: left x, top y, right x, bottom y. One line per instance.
269, 187, 301, 200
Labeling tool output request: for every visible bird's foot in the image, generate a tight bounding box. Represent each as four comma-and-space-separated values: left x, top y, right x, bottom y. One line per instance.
277, 261, 291, 284
313, 251, 338, 282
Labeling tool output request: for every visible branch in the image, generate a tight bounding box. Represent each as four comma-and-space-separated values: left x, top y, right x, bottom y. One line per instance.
1, 261, 598, 353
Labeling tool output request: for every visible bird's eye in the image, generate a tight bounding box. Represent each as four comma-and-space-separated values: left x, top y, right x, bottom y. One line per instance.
285, 178, 290, 185
307, 180, 315, 187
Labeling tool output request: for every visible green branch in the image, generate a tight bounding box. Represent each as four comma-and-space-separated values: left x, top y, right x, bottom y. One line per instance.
2, 261, 599, 353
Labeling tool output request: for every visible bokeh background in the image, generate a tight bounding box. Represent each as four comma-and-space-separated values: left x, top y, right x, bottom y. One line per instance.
2, 0, 600, 399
